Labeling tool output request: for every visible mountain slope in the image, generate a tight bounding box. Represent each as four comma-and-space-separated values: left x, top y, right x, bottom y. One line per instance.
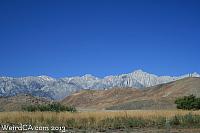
143, 77, 200, 99
108, 77, 200, 110
0, 94, 51, 111
62, 77, 200, 110
61, 88, 143, 109
0, 70, 199, 100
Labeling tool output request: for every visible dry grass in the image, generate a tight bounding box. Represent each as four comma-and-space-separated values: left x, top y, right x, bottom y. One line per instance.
0, 110, 199, 123
1, 110, 200, 130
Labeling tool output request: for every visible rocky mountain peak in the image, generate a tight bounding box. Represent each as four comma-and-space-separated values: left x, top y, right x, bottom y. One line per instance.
0, 70, 199, 100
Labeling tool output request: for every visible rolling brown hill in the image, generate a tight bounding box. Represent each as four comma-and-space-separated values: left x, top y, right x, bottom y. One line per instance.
61, 88, 143, 109
0, 94, 51, 111
62, 77, 200, 110
144, 77, 200, 98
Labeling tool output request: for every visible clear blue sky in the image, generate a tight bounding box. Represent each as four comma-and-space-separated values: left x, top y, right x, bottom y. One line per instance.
0, 0, 199, 78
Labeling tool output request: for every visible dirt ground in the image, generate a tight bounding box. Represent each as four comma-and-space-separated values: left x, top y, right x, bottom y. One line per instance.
1, 128, 200, 133
69, 128, 200, 133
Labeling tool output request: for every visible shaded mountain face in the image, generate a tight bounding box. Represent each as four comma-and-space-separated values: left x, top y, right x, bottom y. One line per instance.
0, 70, 199, 100
62, 77, 200, 110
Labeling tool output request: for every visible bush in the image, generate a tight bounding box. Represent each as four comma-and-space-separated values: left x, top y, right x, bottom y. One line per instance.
22, 103, 77, 112
175, 95, 200, 110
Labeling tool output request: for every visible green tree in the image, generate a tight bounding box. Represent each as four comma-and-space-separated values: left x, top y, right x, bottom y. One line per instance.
175, 95, 200, 110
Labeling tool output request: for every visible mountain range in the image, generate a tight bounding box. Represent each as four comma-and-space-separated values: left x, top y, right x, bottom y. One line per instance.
0, 70, 199, 100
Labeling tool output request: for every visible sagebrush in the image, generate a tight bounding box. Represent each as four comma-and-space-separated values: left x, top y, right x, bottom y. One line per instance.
22, 103, 76, 112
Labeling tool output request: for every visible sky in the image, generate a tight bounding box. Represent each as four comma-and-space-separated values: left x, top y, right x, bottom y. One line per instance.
0, 0, 200, 78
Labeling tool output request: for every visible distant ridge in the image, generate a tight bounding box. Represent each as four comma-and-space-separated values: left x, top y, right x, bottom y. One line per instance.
0, 70, 199, 100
